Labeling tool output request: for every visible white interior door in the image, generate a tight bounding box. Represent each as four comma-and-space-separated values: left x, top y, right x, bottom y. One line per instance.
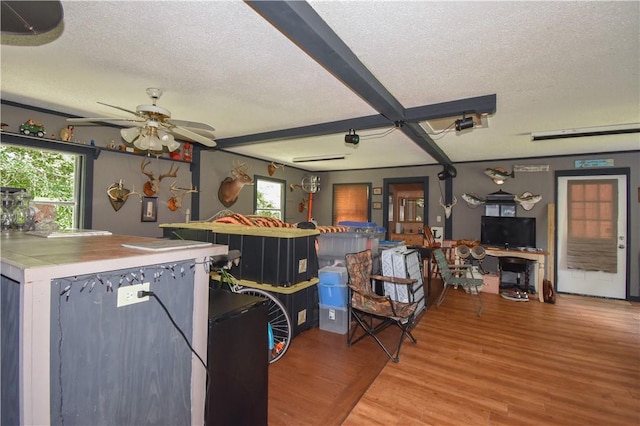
556, 174, 627, 299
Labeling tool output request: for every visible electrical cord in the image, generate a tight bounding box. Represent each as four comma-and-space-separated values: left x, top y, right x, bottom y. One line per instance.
138, 290, 208, 371
139, 290, 211, 426
360, 126, 397, 140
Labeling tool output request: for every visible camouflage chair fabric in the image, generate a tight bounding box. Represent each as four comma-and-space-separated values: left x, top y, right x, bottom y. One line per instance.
345, 249, 419, 362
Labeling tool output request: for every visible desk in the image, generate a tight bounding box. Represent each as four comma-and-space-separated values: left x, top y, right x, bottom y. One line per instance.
485, 248, 548, 302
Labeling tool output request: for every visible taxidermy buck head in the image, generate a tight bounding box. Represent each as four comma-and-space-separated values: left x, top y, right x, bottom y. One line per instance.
439, 196, 457, 219
106, 180, 141, 212
141, 159, 179, 196
218, 161, 254, 208
167, 181, 198, 211
267, 161, 284, 176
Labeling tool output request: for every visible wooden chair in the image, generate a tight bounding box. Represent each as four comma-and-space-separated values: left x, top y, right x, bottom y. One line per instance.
345, 249, 418, 363
433, 248, 483, 316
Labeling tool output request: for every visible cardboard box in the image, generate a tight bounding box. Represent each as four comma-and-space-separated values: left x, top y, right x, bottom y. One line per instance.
482, 274, 500, 294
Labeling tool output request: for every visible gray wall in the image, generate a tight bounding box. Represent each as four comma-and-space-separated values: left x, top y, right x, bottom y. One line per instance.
316, 153, 639, 298
2, 102, 638, 296
198, 149, 310, 224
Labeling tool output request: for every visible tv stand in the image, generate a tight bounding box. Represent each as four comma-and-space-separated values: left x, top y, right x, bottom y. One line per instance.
485, 248, 548, 302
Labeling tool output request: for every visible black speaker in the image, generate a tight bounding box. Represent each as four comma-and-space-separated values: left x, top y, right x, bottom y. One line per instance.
455, 116, 474, 131
438, 164, 457, 180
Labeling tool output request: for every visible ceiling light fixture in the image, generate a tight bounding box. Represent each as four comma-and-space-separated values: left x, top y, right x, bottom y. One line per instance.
344, 129, 360, 147
120, 121, 181, 152
454, 115, 474, 131
531, 123, 640, 141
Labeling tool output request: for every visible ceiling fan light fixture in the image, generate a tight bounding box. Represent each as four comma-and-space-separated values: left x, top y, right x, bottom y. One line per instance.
158, 129, 180, 152
134, 123, 163, 152
120, 126, 142, 143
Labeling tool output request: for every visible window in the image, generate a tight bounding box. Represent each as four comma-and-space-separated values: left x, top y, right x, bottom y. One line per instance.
254, 176, 285, 219
0, 144, 82, 229
332, 183, 371, 225
566, 179, 617, 272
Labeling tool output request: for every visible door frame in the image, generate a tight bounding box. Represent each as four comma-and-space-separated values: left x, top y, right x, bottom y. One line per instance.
554, 167, 631, 299
382, 176, 429, 240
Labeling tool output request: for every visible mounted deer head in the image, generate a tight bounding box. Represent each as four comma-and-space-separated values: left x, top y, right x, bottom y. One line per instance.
439, 196, 457, 219
267, 161, 284, 176
141, 159, 179, 196
167, 181, 198, 211
106, 180, 141, 212
217, 160, 254, 208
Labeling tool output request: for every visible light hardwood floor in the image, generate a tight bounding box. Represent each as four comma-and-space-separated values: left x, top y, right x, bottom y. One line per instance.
269, 287, 640, 425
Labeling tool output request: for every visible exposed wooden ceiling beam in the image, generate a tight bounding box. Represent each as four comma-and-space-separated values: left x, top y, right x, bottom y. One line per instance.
233, 1, 496, 170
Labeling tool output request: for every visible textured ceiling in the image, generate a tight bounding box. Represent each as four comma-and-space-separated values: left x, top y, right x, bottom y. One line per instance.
1, 1, 639, 171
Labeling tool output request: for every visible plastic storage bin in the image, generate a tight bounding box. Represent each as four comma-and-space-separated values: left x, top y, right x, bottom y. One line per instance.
317, 232, 370, 257
318, 266, 348, 286
338, 221, 377, 233
317, 256, 347, 269
164, 227, 318, 287
319, 304, 349, 334
318, 283, 348, 307
273, 283, 320, 338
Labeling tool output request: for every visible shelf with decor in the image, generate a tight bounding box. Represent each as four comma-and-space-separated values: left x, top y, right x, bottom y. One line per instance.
1, 131, 196, 165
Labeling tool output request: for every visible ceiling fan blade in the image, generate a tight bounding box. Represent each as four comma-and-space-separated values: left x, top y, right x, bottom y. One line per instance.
97, 101, 145, 119
165, 124, 217, 147
168, 119, 216, 138
170, 119, 215, 132
66, 116, 144, 124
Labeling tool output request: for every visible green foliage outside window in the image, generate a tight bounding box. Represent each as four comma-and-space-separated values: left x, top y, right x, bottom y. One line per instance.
0, 145, 77, 229
255, 178, 283, 219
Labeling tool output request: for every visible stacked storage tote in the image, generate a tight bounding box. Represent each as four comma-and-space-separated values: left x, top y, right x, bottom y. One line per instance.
381, 245, 426, 316
317, 266, 349, 334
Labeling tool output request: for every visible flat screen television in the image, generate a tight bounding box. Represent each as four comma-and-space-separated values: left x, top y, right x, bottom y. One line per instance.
480, 216, 537, 249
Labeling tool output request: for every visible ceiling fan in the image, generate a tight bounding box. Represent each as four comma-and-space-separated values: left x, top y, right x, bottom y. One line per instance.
67, 88, 216, 152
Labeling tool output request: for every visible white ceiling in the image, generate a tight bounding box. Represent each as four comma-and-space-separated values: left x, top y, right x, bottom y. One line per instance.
1, 1, 639, 172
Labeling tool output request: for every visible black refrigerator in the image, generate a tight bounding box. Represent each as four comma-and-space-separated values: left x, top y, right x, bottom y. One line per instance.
206, 289, 268, 426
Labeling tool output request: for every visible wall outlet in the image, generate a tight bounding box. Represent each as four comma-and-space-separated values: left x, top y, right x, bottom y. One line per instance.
436, 215, 442, 223
117, 282, 150, 307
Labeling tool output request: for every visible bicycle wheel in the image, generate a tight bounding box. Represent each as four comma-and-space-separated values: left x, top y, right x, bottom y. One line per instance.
236, 287, 292, 363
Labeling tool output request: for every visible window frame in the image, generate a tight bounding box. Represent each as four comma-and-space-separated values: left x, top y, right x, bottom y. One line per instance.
253, 174, 286, 220
0, 133, 94, 229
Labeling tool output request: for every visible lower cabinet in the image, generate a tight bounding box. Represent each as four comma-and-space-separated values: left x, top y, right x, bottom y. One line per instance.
207, 289, 269, 426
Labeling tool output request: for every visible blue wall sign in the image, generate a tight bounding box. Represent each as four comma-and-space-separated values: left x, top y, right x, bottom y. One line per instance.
574, 159, 614, 168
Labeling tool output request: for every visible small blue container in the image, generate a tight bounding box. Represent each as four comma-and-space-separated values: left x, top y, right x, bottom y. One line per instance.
318, 283, 348, 308
318, 266, 348, 286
